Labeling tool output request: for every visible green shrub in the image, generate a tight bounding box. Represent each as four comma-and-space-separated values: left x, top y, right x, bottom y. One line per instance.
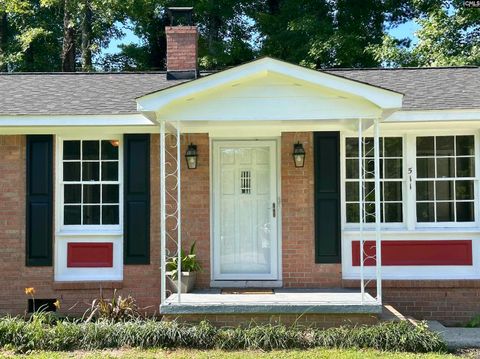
0, 315, 446, 354
466, 314, 480, 328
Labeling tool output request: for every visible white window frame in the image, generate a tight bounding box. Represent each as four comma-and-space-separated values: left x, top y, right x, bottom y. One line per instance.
55, 135, 124, 282
342, 129, 480, 231
410, 132, 480, 229
341, 134, 407, 230
57, 136, 124, 234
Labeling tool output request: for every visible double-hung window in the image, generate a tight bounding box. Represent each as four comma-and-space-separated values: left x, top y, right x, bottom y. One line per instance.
345, 137, 404, 224
415, 135, 475, 223
61, 139, 121, 229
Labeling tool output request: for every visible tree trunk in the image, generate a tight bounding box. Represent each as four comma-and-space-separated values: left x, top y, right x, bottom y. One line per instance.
81, 0, 93, 71
0, 12, 7, 71
62, 0, 76, 72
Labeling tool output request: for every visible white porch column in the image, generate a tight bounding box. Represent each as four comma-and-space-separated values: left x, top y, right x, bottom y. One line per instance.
358, 119, 365, 303
373, 118, 382, 304
176, 122, 182, 303
160, 120, 167, 305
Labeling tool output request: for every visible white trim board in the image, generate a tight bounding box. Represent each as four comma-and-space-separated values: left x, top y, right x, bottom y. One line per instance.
0, 113, 155, 127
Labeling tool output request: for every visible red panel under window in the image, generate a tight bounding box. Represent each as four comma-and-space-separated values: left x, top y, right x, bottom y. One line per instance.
352, 240, 472, 266
67, 243, 113, 267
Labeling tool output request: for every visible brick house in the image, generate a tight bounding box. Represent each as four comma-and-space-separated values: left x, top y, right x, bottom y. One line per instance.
1, 16, 480, 326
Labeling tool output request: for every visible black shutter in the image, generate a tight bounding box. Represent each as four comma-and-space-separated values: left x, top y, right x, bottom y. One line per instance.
314, 132, 341, 263
124, 134, 150, 264
26, 135, 53, 266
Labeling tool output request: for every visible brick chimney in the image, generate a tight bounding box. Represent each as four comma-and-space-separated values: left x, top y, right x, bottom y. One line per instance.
166, 7, 198, 80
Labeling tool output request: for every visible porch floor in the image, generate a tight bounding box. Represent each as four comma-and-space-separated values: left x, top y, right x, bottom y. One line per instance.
160, 288, 381, 315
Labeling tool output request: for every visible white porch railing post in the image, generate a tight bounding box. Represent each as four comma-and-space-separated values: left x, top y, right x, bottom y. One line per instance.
176, 122, 182, 303
373, 118, 382, 304
358, 119, 364, 304
160, 120, 167, 305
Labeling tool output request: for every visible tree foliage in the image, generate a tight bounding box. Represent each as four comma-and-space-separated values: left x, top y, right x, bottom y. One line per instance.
370, 0, 480, 67
0, 0, 478, 72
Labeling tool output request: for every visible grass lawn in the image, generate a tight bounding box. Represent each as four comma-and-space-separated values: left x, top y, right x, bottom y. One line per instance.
0, 349, 459, 359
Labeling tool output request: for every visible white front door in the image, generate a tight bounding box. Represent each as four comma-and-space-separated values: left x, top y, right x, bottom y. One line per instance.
213, 140, 279, 280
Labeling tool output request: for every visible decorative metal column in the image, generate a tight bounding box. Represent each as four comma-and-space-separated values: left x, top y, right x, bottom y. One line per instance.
160, 120, 182, 306
358, 118, 383, 305
373, 119, 382, 304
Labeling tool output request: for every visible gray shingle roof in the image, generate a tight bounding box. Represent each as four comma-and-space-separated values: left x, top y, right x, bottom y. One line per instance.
0, 66, 478, 115
0, 73, 186, 115
325, 67, 480, 111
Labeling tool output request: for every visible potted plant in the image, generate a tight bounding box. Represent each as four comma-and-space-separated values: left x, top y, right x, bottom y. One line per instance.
166, 242, 201, 293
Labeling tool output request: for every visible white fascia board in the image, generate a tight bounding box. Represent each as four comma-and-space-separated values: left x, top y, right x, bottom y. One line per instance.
266, 60, 403, 109
386, 109, 480, 122
136, 57, 403, 112
0, 113, 155, 127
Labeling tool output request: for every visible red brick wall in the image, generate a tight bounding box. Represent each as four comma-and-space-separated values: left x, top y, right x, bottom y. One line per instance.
166, 26, 198, 72
0, 135, 162, 316
281, 132, 342, 287
181, 134, 210, 288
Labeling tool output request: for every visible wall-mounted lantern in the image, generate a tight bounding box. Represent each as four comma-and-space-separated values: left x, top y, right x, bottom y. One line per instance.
185, 143, 198, 169
292, 142, 306, 168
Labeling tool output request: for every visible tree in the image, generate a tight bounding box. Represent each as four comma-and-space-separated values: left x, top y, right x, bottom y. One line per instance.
370, 0, 480, 66
252, 0, 413, 69
62, 0, 75, 71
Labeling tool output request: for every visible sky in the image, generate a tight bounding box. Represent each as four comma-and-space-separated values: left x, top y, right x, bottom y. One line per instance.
103, 19, 420, 55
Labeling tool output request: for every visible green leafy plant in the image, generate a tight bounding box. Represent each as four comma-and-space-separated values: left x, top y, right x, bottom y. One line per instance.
166, 242, 201, 279
466, 314, 480, 328
83, 289, 143, 323
0, 317, 446, 354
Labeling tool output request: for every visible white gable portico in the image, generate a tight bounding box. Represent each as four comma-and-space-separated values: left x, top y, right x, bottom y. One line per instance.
135, 57, 404, 313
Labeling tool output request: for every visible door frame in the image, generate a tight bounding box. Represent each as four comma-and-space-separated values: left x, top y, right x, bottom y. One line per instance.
210, 139, 282, 284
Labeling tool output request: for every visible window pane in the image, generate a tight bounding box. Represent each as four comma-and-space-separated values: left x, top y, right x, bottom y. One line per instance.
457, 202, 474, 222
345, 138, 359, 157
456, 136, 474, 156
364, 159, 375, 179
63, 141, 80, 160
83, 205, 100, 224
436, 136, 454, 156
82, 162, 99, 181
101, 140, 119, 160
456, 157, 475, 177
101, 162, 118, 181
365, 203, 375, 223
384, 137, 402, 157
436, 181, 454, 201
102, 184, 119, 204
345, 182, 359, 201
64, 184, 81, 203
417, 202, 434, 222
64, 205, 81, 225
63, 162, 80, 181
416, 181, 434, 201
83, 184, 100, 203
384, 203, 402, 222
364, 182, 375, 202
384, 181, 402, 201
437, 202, 454, 222
82, 141, 99, 160
102, 205, 119, 225
384, 159, 402, 179
437, 157, 454, 178
456, 180, 474, 200
346, 159, 359, 179
346, 203, 359, 223
416, 137, 434, 156
417, 158, 435, 178
364, 138, 374, 158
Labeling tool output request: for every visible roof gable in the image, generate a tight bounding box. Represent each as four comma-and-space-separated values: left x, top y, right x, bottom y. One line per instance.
136, 57, 404, 118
